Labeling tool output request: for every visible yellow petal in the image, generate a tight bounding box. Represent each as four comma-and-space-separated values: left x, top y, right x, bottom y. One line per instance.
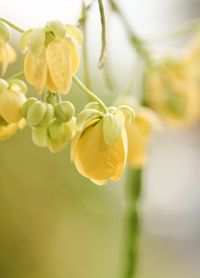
65, 38, 80, 74
73, 120, 126, 183
65, 25, 83, 45
24, 49, 47, 92
0, 123, 17, 140
46, 69, 57, 92
46, 38, 72, 94
0, 43, 16, 75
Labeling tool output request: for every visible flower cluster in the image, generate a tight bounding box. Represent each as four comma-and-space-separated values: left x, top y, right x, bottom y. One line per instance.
0, 16, 200, 185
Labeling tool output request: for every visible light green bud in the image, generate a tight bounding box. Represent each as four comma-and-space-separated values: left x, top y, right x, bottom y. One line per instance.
47, 118, 76, 153
39, 103, 54, 126
0, 78, 9, 92
29, 28, 45, 54
8, 79, 28, 95
103, 113, 122, 145
0, 21, 10, 43
27, 101, 46, 126
32, 126, 47, 147
22, 97, 38, 118
76, 109, 103, 130
48, 119, 64, 140
54, 101, 74, 122
45, 21, 66, 39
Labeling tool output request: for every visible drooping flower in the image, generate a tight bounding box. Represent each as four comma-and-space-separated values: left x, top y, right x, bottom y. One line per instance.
145, 60, 200, 129
20, 21, 83, 93
0, 78, 26, 140
71, 104, 134, 185
0, 21, 16, 75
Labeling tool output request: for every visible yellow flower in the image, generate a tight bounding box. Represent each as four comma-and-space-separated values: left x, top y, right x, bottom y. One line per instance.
71, 108, 129, 185
0, 21, 16, 75
21, 21, 83, 93
145, 61, 200, 128
0, 79, 26, 140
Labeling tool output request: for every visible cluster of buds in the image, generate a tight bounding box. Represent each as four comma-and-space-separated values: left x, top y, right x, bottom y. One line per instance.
22, 95, 76, 152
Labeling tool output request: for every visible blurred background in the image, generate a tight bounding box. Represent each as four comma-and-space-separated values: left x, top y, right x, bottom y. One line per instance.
1, 0, 200, 277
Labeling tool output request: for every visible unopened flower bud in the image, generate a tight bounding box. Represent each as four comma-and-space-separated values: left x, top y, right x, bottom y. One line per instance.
22, 97, 38, 118
45, 21, 66, 39
8, 79, 28, 95
32, 126, 47, 147
54, 101, 74, 122
27, 101, 46, 126
39, 103, 54, 126
48, 119, 64, 140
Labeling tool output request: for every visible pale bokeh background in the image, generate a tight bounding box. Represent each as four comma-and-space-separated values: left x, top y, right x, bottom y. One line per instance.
1, 1, 200, 278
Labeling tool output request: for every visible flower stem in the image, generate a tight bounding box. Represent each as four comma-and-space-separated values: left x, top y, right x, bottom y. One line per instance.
122, 167, 143, 278
7, 71, 24, 81
73, 75, 107, 112
0, 18, 24, 33
97, 0, 107, 68
109, 1, 151, 66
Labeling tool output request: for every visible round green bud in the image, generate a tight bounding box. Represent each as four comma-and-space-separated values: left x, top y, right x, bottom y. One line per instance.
54, 101, 75, 122
0, 21, 10, 43
27, 101, 46, 127
32, 126, 47, 147
0, 78, 9, 92
39, 103, 54, 126
22, 97, 38, 118
48, 119, 64, 140
8, 79, 28, 95
45, 21, 66, 39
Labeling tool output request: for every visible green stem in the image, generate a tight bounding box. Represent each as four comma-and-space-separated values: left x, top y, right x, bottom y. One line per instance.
97, 0, 107, 68
0, 18, 24, 33
7, 71, 24, 81
73, 75, 107, 112
122, 167, 143, 278
109, 1, 151, 66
